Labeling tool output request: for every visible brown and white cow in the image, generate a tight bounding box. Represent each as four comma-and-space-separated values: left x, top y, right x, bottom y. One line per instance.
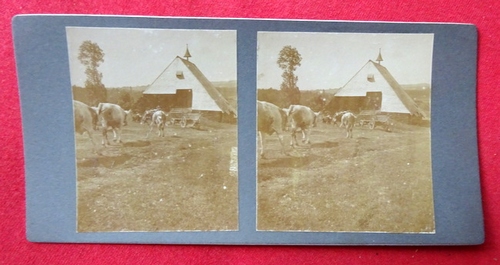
142, 110, 168, 138
257, 100, 287, 158
95, 103, 130, 145
283, 104, 321, 147
73, 100, 98, 147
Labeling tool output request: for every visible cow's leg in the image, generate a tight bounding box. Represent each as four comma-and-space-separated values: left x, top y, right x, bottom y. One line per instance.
146, 121, 154, 138
84, 129, 97, 148
258, 131, 264, 158
290, 129, 299, 147
301, 128, 312, 144
112, 128, 118, 142
101, 127, 109, 146
277, 133, 286, 155
304, 128, 311, 144
116, 128, 123, 143
157, 123, 163, 137
345, 125, 352, 138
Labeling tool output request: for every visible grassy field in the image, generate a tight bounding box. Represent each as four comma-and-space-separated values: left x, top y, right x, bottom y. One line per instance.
257, 121, 435, 233
75, 111, 433, 233
75, 118, 238, 232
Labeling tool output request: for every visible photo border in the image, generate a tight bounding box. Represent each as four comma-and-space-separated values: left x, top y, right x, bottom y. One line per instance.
13, 15, 483, 245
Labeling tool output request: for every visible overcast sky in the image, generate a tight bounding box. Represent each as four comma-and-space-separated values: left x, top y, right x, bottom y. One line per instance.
66, 27, 237, 88
257, 32, 434, 90
66, 28, 433, 90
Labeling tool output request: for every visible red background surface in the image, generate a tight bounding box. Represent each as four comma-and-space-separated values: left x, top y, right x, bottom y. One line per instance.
1, 1, 499, 264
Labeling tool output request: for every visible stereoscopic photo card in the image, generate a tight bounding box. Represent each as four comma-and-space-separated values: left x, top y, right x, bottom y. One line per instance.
13, 15, 483, 245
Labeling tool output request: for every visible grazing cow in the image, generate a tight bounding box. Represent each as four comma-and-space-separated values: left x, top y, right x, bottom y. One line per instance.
142, 110, 168, 138
322, 113, 333, 124
140, 109, 160, 125
334, 111, 357, 138
283, 104, 321, 147
73, 100, 98, 146
257, 100, 287, 158
332, 111, 347, 126
96, 103, 130, 145
131, 111, 142, 123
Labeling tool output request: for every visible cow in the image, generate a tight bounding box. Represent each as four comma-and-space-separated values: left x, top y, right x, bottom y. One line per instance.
257, 100, 287, 158
95, 103, 130, 145
142, 110, 168, 138
322, 113, 333, 124
140, 108, 160, 125
334, 111, 357, 138
131, 111, 143, 123
283, 104, 321, 147
331, 111, 347, 126
73, 100, 98, 147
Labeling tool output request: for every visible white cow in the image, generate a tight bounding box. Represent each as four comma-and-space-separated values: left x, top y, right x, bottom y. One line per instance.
283, 104, 321, 147
142, 110, 168, 138
95, 103, 130, 145
334, 111, 357, 138
257, 100, 287, 158
73, 100, 98, 147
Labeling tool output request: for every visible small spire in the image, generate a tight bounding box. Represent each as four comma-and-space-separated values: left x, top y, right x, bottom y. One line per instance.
376, 48, 383, 64
184, 44, 192, 61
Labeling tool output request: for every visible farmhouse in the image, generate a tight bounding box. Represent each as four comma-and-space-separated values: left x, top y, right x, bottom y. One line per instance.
326, 52, 427, 123
143, 47, 237, 120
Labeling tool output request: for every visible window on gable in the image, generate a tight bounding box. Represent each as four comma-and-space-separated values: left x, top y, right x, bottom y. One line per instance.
367, 74, 375, 82
176, 71, 184, 79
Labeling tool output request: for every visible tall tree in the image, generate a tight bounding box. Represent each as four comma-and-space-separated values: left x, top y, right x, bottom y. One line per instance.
277, 45, 302, 105
78, 40, 106, 105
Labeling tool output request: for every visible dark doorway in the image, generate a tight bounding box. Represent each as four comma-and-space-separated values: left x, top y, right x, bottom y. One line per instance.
176, 89, 193, 108
365, 91, 382, 111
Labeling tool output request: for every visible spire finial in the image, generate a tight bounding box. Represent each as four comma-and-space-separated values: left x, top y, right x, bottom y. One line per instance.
376, 48, 383, 64
184, 44, 192, 61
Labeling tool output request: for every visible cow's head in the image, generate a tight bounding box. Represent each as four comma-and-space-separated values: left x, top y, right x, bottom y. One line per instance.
332, 111, 346, 126
140, 110, 149, 125
312, 111, 322, 127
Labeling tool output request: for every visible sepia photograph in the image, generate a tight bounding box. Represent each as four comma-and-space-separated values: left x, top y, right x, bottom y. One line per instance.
67, 27, 238, 232
257, 32, 435, 232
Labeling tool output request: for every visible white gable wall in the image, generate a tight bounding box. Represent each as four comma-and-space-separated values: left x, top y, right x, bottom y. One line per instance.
144, 58, 221, 112
335, 62, 411, 114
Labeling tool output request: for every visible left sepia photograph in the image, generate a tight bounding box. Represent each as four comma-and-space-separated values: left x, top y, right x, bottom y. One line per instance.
67, 27, 238, 232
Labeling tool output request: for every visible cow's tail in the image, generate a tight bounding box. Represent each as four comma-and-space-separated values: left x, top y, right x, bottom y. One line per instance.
88, 106, 98, 130
96, 103, 104, 115
287, 105, 295, 117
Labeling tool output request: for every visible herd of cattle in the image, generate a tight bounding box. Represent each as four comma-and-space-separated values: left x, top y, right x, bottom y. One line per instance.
257, 100, 357, 158
73, 100, 169, 149
73, 99, 357, 157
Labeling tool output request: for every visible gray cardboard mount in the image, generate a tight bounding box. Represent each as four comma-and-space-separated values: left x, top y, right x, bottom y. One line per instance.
13, 15, 483, 245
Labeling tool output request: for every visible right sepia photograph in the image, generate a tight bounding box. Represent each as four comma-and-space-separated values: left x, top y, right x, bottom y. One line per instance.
256, 32, 435, 233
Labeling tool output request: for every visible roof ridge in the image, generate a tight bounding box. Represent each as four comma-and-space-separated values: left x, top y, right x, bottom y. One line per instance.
371, 62, 424, 116
178, 57, 237, 115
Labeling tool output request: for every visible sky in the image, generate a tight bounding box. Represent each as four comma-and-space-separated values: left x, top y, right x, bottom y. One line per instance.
66, 28, 433, 90
66, 27, 237, 88
257, 32, 434, 90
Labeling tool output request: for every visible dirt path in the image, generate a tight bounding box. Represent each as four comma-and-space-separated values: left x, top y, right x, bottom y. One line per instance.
257, 123, 434, 232
76, 120, 238, 232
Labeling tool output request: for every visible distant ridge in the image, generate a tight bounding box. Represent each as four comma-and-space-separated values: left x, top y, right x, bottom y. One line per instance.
401, 83, 431, 90
212, 80, 237, 88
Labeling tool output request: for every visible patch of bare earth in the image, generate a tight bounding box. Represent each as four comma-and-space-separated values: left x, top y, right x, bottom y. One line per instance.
76, 120, 238, 232
257, 123, 434, 233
